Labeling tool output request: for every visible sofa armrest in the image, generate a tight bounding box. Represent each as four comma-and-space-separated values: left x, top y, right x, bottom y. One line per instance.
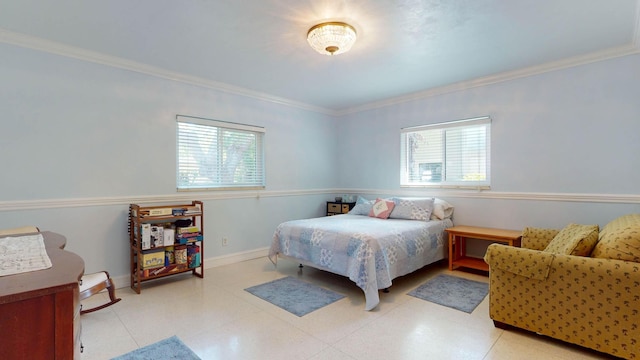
521, 227, 560, 250
486, 253, 640, 359
484, 244, 555, 280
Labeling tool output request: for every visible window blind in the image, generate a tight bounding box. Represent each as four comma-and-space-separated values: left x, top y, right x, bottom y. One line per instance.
400, 116, 491, 189
176, 115, 265, 190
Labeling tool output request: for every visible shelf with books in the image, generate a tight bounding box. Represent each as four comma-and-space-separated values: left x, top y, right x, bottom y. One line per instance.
128, 200, 204, 293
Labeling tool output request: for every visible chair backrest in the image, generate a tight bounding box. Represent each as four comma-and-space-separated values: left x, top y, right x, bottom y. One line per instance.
0, 226, 40, 236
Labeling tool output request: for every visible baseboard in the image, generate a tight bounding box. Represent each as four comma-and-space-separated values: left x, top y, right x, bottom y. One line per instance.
203, 247, 269, 268
111, 247, 269, 290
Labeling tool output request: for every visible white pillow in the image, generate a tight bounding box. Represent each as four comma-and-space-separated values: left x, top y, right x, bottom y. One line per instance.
431, 198, 454, 220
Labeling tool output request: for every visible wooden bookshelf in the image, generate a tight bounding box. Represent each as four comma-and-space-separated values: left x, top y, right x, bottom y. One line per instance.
128, 201, 204, 293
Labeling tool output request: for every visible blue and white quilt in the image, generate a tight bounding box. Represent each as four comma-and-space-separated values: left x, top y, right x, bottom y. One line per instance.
269, 214, 453, 310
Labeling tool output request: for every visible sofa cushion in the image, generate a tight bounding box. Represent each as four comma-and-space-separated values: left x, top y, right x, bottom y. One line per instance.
543, 223, 599, 256
521, 227, 560, 251
591, 214, 640, 262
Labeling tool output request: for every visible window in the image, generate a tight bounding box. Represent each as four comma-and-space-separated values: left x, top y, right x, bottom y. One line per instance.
176, 115, 265, 190
401, 117, 491, 189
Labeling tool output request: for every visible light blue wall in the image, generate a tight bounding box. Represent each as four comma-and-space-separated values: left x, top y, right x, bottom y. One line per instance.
2, 41, 640, 280
337, 54, 640, 232
1, 44, 338, 198
0, 43, 338, 278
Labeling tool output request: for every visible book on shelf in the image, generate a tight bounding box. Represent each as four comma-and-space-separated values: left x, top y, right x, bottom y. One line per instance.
148, 208, 173, 216
150, 226, 164, 248
177, 231, 201, 238
140, 263, 188, 278
177, 226, 200, 234
141, 224, 151, 250
187, 243, 201, 268
184, 205, 201, 215
163, 228, 175, 246
141, 249, 164, 269
177, 235, 203, 244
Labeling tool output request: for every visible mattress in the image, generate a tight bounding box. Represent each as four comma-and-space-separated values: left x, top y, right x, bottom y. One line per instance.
269, 214, 453, 310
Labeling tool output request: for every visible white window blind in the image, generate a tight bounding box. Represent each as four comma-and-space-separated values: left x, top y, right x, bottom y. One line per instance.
401, 116, 491, 189
176, 115, 265, 190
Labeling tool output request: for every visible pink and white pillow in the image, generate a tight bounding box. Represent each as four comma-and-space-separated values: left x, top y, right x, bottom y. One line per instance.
369, 198, 395, 219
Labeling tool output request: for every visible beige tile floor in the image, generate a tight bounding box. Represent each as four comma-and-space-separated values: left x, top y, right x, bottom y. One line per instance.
80, 257, 616, 360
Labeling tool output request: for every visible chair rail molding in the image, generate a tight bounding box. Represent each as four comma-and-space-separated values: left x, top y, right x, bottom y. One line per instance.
0, 190, 639, 213
349, 189, 640, 204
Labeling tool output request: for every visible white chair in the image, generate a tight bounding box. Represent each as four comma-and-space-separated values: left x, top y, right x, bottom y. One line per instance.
78, 270, 121, 314
0, 225, 121, 314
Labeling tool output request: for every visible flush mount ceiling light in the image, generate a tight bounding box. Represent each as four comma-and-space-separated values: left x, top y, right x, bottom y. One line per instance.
307, 22, 357, 56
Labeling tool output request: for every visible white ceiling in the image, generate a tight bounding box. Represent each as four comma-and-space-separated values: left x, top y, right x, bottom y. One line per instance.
1, 1, 638, 113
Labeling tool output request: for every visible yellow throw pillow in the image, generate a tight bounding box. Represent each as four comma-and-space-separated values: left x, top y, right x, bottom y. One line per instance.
591, 214, 640, 262
543, 223, 599, 256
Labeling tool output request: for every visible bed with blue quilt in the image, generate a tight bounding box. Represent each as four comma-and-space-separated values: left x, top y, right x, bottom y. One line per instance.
268, 197, 454, 311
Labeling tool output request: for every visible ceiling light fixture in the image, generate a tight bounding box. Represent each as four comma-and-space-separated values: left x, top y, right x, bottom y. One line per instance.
307, 22, 357, 56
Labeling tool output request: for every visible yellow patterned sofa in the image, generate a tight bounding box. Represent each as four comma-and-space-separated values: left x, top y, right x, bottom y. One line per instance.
484, 214, 640, 359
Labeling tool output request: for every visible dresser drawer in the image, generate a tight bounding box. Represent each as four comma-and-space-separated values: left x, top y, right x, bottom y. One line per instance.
327, 203, 341, 213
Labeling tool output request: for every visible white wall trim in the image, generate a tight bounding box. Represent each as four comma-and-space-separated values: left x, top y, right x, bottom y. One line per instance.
2, 28, 639, 118
0, 28, 333, 116
203, 247, 269, 269
337, 45, 640, 115
350, 189, 640, 204
0, 189, 337, 212
2, 189, 639, 213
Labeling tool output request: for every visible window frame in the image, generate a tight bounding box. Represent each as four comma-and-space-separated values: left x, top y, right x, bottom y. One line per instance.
176, 115, 265, 191
400, 116, 491, 189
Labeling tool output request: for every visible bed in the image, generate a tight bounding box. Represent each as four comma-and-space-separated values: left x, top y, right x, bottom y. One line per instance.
268, 197, 453, 310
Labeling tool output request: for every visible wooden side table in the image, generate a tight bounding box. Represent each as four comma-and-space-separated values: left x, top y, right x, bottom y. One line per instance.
446, 225, 522, 272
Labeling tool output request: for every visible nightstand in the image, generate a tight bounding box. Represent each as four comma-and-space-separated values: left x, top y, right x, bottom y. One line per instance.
326, 201, 355, 216
446, 225, 522, 272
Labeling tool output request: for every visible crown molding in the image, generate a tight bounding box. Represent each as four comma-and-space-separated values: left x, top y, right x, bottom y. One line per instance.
2, 27, 638, 118
337, 44, 640, 116
0, 28, 334, 116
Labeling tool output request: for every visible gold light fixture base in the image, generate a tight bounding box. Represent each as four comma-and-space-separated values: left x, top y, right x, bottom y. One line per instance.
307, 22, 357, 56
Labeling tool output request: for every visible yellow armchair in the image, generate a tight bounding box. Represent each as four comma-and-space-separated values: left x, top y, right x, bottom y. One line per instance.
484, 222, 640, 359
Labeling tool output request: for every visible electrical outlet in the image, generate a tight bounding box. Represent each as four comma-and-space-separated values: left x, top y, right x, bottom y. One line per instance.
222, 237, 228, 246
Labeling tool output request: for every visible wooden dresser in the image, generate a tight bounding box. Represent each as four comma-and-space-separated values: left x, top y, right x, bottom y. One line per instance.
0, 231, 85, 359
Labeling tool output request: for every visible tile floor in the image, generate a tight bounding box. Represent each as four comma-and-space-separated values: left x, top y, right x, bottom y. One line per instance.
80, 257, 616, 360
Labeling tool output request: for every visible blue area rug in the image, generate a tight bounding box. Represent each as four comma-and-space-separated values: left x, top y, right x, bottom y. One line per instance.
245, 276, 345, 316
111, 336, 200, 360
408, 274, 489, 313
